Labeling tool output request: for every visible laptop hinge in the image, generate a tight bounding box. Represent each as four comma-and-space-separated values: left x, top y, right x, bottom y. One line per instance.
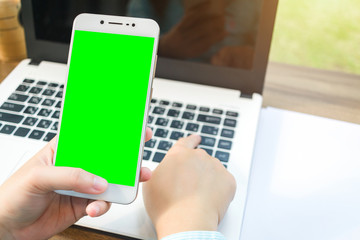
29, 59, 42, 66
240, 92, 253, 99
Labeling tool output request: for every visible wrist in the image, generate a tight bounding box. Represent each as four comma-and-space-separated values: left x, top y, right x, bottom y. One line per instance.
155, 201, 218, 239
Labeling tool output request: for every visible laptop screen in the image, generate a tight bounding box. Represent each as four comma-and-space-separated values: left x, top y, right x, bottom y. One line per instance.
22, 0, 278, 94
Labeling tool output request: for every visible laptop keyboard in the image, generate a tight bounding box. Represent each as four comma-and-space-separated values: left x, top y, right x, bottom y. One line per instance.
0, 79, 239, 167
146, 99, 238, 167
0, 79, 62, 142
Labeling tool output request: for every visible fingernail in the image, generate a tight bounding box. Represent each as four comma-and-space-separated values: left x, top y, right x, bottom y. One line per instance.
93, 176, 108, 191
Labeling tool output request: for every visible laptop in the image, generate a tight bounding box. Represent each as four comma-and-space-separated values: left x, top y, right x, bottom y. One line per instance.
0, 0, 278, 239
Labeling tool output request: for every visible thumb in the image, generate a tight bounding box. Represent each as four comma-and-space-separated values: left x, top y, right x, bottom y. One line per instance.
30, 166, 108, 194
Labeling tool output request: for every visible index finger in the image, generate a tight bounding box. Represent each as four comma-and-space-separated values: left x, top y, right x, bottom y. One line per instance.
175, 134, 201, 149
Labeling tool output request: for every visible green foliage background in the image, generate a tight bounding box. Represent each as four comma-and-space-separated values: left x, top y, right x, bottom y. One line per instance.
270, 0, 360, 74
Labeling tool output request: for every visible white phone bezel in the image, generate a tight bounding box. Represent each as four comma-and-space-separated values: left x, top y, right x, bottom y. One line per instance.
53, 13, 159, 204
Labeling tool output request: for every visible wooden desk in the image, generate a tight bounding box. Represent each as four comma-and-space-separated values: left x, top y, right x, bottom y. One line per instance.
264, 63, 360, 125
1, 60, 360, 240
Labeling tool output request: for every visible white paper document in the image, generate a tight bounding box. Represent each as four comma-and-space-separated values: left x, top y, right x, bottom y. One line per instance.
241, 107, 360, 240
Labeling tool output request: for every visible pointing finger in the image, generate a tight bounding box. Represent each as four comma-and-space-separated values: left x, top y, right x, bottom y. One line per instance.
175, 134, 201, 149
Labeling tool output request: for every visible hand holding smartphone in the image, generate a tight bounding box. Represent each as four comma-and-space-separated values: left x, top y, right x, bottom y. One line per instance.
53, 14, 159, 204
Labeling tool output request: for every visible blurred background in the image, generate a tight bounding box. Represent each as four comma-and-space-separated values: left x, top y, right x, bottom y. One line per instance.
1, 0, 359, 75
270, 0, 360, 75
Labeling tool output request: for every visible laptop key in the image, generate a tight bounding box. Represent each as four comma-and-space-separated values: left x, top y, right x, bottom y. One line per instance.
36, 81, 47, 86
29, 87, 43, 94
145, 139, 157, 148
24, 106, 38, 115
148, 115, 154, 124
213, 109, 223, 115
186, 123, 199, 132
197, 114, 221, 125
199, 107, 210, 112
55, 91, 63, 98
51, 122, 59, 131
0, 125, 16, 134
158, 140, 173, 151
172, 102, 183, 108
221, 129, 234, 138
0, 102, 25, 112
52, 111, 60, 119
59, 84, 64, 89
182, 111, 194, 120
48, 83, 59, 88
167, 109, 180, 117
215, 151, 230, 162
201, 125, 219, 135
153, 106, 165, 115
55, 101, 62, 108
37, 119, 52, 129
218, 140, 232, 150
154, 128, 169, 138
0, 111, 24, 123
42, 99, 55, 106
143, 150, 152, 160
200, 147, 213, 156
226, 111, 239, 117
224, 118, 237, 128
38, 108, 52, 117
8, 93, 29, 102
14, 127, 31, 137
43, 132, 56, 142
151, 98, 157, 103
200, 136, 216, 147
16, 85, 30, 92
23, 78, 35, 84
23, 117, 38, 126
170, 131, 184, 140
170, 120, 184, 129
29, 130, 45, 140
155, 117, 169, 126
186, 104, 197, 110
28, 96, 42, 104
42, 89, 55, 96
153, 152, 166, 163
159, 100, 170, 106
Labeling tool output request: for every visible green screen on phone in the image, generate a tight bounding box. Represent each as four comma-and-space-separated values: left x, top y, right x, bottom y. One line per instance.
55, 30, 154, 187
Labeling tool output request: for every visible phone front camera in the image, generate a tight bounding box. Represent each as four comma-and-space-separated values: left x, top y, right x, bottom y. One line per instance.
100, 20, 104, 24
132, 23, 135, 27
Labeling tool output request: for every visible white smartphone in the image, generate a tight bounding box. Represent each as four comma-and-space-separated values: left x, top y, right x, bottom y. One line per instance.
53, 13, 159, 204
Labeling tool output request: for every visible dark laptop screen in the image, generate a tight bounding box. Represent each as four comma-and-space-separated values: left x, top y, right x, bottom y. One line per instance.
32, 0, 262, 71
24, 0, 277, 94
